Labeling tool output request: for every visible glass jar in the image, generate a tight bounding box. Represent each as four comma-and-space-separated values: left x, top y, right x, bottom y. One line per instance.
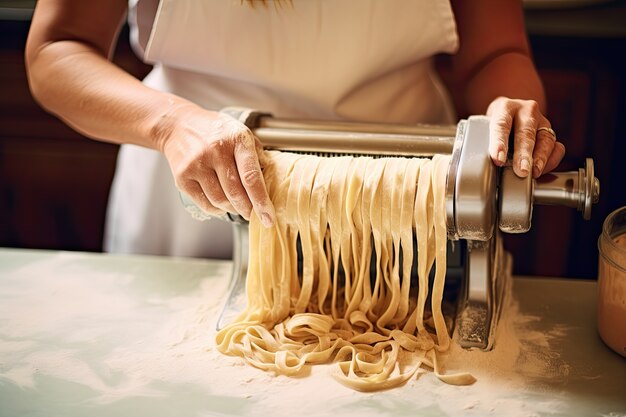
597, 206, 626, 357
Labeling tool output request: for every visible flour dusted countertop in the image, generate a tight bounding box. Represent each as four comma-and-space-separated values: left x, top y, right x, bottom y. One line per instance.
0, 248, 624, 417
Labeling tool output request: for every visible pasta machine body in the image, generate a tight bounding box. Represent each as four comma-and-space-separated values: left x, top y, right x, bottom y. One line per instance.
184, 108, 600, 351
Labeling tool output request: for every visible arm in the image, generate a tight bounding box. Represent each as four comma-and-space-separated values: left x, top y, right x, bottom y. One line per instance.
25, 0, 275, 225
449, 0, 565, 178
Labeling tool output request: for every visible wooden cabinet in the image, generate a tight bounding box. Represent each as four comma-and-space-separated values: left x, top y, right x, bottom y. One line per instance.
0, 20, 151, 251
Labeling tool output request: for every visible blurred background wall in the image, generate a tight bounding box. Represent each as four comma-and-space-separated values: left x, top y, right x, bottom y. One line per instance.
1, 1, 625, 278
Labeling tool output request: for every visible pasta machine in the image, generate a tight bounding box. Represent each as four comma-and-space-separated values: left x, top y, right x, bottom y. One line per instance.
182, 108, 600, 351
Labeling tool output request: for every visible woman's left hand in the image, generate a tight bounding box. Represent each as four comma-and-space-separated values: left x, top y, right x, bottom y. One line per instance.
487, 97, 566, 178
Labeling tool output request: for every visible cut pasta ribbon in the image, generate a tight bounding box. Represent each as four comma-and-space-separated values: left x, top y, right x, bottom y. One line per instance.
215, 151, 475, 391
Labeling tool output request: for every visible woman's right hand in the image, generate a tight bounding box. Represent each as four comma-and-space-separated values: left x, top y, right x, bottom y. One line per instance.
25, 0, 275, 227
157, 105, 275, 227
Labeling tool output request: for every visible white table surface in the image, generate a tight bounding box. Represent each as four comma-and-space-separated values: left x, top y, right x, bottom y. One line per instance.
0, 248, 624, 417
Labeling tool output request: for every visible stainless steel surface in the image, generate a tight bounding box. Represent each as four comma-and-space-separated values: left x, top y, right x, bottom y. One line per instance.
445, 121, 465, 240
222, 106, 456, 157
533, 171, 582, 208
454, 240, 492, 349
453, 234, 511, 351
584, 158, 600, 220
253, 128, 455, 157
258, 116, 458, 137
452, 116, 497, 241
499, 166, 534, 233
216, 219, 250, 330
179, 191, 211, 221
533, 157, 600, 220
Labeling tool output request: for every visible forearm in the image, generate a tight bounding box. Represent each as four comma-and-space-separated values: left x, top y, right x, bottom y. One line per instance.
447, 0, 563, 177
461, 50, 546, 116
27, 39, 201, 152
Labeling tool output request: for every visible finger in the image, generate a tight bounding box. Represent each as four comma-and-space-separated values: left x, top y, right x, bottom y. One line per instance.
233, 133, 275, 228
531, 123, 557, 178
487, 99, 516, 166
542, 142, 566, 174
253, 135, 264, 155
197, 169, 237, 214
512, 101, 540, 178
213, 157, 254, 220
182, 179, 226, 217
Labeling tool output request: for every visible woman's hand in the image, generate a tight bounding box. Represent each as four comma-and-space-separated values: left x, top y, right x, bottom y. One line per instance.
158, 105, 275, 227
26, 1, 275, 227
447, 1, 565, 178
487, 97, 566, 178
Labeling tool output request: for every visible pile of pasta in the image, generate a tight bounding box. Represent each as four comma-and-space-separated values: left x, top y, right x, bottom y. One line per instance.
216, 151, 475, 391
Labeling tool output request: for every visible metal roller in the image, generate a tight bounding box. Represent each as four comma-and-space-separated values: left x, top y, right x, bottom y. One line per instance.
222, 108, 600, 239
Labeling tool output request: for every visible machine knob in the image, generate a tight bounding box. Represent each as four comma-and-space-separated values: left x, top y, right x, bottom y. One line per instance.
499, 166, 533, 233
533, 158, 599, 220
499, 158, 600, 233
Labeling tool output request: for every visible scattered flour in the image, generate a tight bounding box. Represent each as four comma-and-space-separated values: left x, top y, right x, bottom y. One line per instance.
0, 253, 574, 416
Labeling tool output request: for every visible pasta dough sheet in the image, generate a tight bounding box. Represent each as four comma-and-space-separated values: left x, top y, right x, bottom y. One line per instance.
216, 151, 474, 391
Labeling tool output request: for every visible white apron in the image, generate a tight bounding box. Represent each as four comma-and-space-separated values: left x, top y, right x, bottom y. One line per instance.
104, 0, 459, 258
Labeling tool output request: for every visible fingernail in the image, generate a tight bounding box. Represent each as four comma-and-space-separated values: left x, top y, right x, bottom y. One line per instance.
534, 159, 544, 177
519, 158, 531, 176
497, 151, 506, 164
261, 212, 274, 228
